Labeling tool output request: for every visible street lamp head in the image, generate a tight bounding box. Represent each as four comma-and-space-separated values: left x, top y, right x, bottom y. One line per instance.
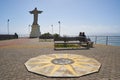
58, 21, 60, 24
8, 19, 9, 22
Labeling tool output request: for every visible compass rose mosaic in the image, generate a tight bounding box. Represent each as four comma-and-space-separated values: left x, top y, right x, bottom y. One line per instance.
25, 54, 101, 77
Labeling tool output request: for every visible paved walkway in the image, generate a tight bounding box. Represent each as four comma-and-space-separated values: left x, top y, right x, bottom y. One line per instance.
0, 38, 120, 80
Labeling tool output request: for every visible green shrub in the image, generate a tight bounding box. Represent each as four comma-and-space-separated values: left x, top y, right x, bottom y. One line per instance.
55, 44, 79, 48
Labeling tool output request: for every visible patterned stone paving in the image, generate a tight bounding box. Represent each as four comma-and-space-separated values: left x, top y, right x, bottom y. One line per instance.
0, 38, 120, 80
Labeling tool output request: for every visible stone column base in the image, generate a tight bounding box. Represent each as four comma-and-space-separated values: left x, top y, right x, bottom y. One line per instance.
30, 24, 41, 38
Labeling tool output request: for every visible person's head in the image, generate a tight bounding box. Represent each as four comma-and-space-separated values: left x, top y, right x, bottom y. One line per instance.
79, 32, 82, 36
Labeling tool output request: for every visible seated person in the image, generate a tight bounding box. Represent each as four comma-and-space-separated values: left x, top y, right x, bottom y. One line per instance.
79, 32, 86, 38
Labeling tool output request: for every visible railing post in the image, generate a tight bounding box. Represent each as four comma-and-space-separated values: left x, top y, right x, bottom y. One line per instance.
106, 36, 108, 45
95, 36, 97, 44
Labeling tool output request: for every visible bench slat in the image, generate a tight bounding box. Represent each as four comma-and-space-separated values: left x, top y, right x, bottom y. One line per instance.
54, 37, 92, 50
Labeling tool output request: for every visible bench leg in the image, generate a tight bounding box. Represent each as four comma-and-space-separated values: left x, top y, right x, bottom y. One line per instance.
87, 42, 90, 49
90, 42, 94, 48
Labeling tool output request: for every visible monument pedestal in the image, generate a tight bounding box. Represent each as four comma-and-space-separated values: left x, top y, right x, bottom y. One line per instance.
30, 24, 41, 38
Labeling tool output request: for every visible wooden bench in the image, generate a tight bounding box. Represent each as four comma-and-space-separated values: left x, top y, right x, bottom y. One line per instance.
54, 36, 93, 50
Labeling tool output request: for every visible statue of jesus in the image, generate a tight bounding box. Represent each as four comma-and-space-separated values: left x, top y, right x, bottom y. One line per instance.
30, 8, 43, 25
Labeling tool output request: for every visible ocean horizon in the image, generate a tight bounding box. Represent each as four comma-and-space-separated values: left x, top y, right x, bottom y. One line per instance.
1, 33, 120, 46
89, 36, 120, 46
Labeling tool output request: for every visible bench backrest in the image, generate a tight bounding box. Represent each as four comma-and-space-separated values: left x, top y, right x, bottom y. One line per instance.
54, 36, 87, 42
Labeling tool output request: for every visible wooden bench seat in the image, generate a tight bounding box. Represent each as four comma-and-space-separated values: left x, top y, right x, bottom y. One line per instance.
54, 36, 93, 50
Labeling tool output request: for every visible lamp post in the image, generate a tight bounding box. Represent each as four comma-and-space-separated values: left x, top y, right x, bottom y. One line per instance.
7, 19, 9, 35
28, 24, 31, 35
58, 21, 61, 36
51, 25, 53, 35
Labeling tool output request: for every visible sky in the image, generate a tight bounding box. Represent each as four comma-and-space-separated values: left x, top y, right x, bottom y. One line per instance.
0, 0, 120, 36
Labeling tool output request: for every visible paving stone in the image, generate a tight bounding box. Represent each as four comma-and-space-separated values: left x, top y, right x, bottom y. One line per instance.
0, 38, 120, 80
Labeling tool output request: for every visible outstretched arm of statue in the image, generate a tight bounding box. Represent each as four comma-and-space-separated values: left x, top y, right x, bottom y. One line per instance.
29, 11, 33, 14
38, 11, 43, 14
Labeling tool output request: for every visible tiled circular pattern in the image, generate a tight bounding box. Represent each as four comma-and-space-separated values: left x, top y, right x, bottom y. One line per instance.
25, 54, 101, 77
51, 58, 74, 65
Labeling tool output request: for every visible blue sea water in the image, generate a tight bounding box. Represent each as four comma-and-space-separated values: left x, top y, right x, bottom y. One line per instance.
88, 36, 120, 46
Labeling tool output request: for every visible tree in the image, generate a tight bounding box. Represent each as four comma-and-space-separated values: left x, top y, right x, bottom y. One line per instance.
53, 33, 60, 38
39, 32, 53, 39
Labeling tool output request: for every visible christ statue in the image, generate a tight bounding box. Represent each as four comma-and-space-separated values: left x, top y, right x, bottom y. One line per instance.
30, 8, 43, 25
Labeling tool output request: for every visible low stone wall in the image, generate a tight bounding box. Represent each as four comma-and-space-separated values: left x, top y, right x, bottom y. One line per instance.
0, 34, 18, 40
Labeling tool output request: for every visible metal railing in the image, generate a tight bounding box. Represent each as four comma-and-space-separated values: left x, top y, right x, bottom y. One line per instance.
17, 34, 120, 46
88, 36, 120, 46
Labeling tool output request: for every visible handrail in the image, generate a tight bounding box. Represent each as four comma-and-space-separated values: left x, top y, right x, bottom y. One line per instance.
88, 36, 120, 46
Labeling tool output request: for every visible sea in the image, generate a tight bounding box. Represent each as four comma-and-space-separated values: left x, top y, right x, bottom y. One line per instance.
88, 36, 120, 46
18, 34, 120, 46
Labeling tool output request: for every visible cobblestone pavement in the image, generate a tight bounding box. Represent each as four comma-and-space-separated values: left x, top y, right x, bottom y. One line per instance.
0, 38, 120, 80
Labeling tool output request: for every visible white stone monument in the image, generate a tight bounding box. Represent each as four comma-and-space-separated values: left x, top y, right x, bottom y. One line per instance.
29, 8, 43, 38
